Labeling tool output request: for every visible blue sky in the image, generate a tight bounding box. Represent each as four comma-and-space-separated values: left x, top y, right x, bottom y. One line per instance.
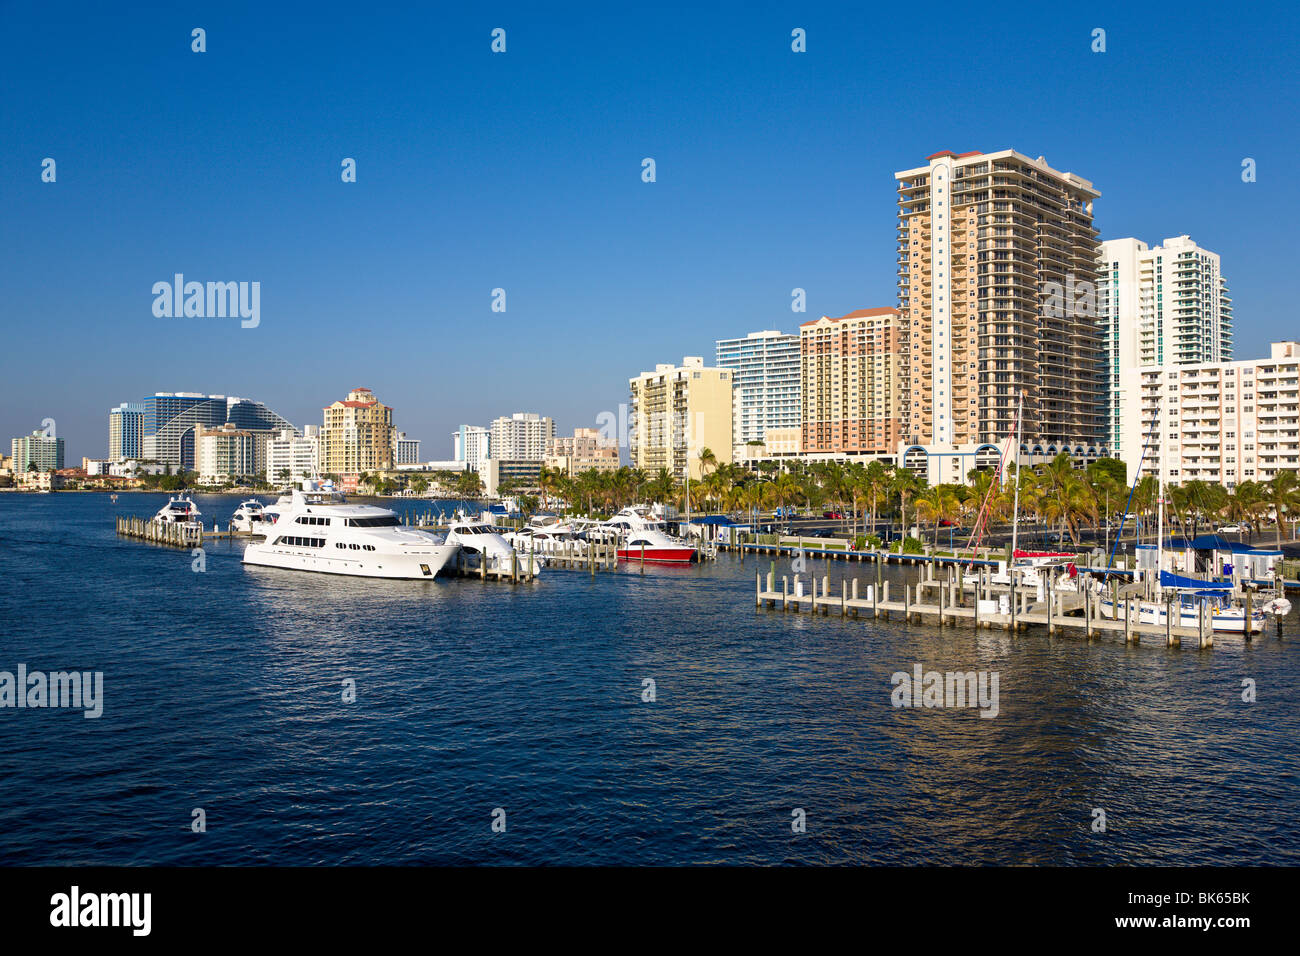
2, 1, 1297, 463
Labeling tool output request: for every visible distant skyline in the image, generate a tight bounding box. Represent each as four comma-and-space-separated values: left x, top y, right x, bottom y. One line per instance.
3, 2, 1298, 463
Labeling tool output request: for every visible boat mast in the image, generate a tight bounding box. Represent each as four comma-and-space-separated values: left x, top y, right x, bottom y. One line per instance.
1156, 396, 1165, 599
1011, 391, 1022, 558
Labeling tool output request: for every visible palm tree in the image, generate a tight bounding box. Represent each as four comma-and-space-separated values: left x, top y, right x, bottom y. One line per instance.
914, 487, 942, 547
891, 468, 922, 542
772, 472, 800, 519
645, 467, 677, 506
535, 465, 563, 511
696, 447, 717, 478
455, 470, 483, 499
1224, 480, 1262, 540
1265, 471, 1300, 546
860, 460, 892, 537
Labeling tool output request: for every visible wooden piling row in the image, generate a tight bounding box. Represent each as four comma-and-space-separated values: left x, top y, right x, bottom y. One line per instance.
754, 564, 1278, 648
116, 515, 203, 548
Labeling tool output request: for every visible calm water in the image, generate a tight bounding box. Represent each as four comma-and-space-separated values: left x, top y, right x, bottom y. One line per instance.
1, 492, 1297, 865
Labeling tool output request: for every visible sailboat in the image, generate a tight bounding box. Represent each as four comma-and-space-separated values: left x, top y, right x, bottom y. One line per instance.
1096, 396, 1268, 634
961, 392, 1078, 595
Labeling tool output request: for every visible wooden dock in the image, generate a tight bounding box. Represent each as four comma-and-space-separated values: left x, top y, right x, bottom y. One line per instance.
444, 548, 540, 583
754, 561, 1283, 649
116, 515, 258, 547
116, 515, 204, 548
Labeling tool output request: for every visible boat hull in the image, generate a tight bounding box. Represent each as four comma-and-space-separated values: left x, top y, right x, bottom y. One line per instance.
616, 546, 696, 564
241, 543, 458, 580
1098, 598, 1266, 634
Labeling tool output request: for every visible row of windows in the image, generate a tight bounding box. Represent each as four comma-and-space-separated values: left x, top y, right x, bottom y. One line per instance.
336, 543, 376, 551
296, 515, 330, 526
346, 516, 400, 528
275, 536, 325, 548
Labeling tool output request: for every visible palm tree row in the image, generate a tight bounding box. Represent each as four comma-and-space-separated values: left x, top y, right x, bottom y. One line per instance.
533, 452, 1300, 549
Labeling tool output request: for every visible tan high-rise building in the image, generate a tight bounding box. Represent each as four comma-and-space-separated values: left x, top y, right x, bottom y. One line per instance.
896, 149, 1106, 482
629, 357, 733, 481
799, 308, 906, 457
320, 387, 394, 475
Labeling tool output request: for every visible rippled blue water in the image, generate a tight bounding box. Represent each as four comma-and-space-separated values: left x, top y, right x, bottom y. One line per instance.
1, 492, 1297, 865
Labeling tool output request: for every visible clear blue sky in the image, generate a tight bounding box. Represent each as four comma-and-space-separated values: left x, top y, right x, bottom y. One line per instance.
2, 1, 1296, 464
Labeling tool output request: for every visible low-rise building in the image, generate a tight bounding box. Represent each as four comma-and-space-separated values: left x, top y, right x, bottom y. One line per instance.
17, 470, 63, 491
483, 459, 543, 496
545, 427, 620, 476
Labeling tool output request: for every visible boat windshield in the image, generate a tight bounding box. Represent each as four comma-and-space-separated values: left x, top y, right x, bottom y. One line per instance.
346, 516, 400, 528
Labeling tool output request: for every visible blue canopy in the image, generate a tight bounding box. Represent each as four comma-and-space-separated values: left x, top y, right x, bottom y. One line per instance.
1160, 570, 1231, 591
690, 515, 736, 526
1188, 534, 1254, 553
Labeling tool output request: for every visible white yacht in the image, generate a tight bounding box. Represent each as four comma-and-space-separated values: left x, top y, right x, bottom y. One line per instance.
1097, 583, 1268, 635
963, 551, 1079, 591
506, 516, 587, 555
153, 495, 202, 528
241, 487, 457, 579
446, 512, 544, 576
601, 507, 697, 564
231, 498, 270, 534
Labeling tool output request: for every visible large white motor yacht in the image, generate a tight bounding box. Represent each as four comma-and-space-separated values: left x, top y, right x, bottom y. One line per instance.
241, 487, 457, 579
446, 512, 544, 576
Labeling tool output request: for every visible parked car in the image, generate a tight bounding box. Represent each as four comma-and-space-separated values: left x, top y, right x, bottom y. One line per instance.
823, 510, 844, 520
1217, 524, 1246, 534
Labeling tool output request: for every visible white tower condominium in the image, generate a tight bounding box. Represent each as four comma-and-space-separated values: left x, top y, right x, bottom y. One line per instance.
1099, 235, 1233, 457
715, 330, 800, 460
489, 413, 555, 461
453, 424, 491, 471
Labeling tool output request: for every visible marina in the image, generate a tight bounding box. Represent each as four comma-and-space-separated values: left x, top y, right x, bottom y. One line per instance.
6, 490, 1300, 868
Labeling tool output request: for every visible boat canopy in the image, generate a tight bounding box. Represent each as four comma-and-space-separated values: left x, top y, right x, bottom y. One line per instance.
1160, 570, 1231, 591
1188, 534, 1256, 553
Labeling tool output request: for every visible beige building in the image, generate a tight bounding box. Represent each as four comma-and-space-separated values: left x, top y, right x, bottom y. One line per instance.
320, 387, 394, 475
545, 427, 620, 476
800, 308, 906, 459
1124, 341, 1300, 487
629, 356, 733, 481
896, 149, 1106, 482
